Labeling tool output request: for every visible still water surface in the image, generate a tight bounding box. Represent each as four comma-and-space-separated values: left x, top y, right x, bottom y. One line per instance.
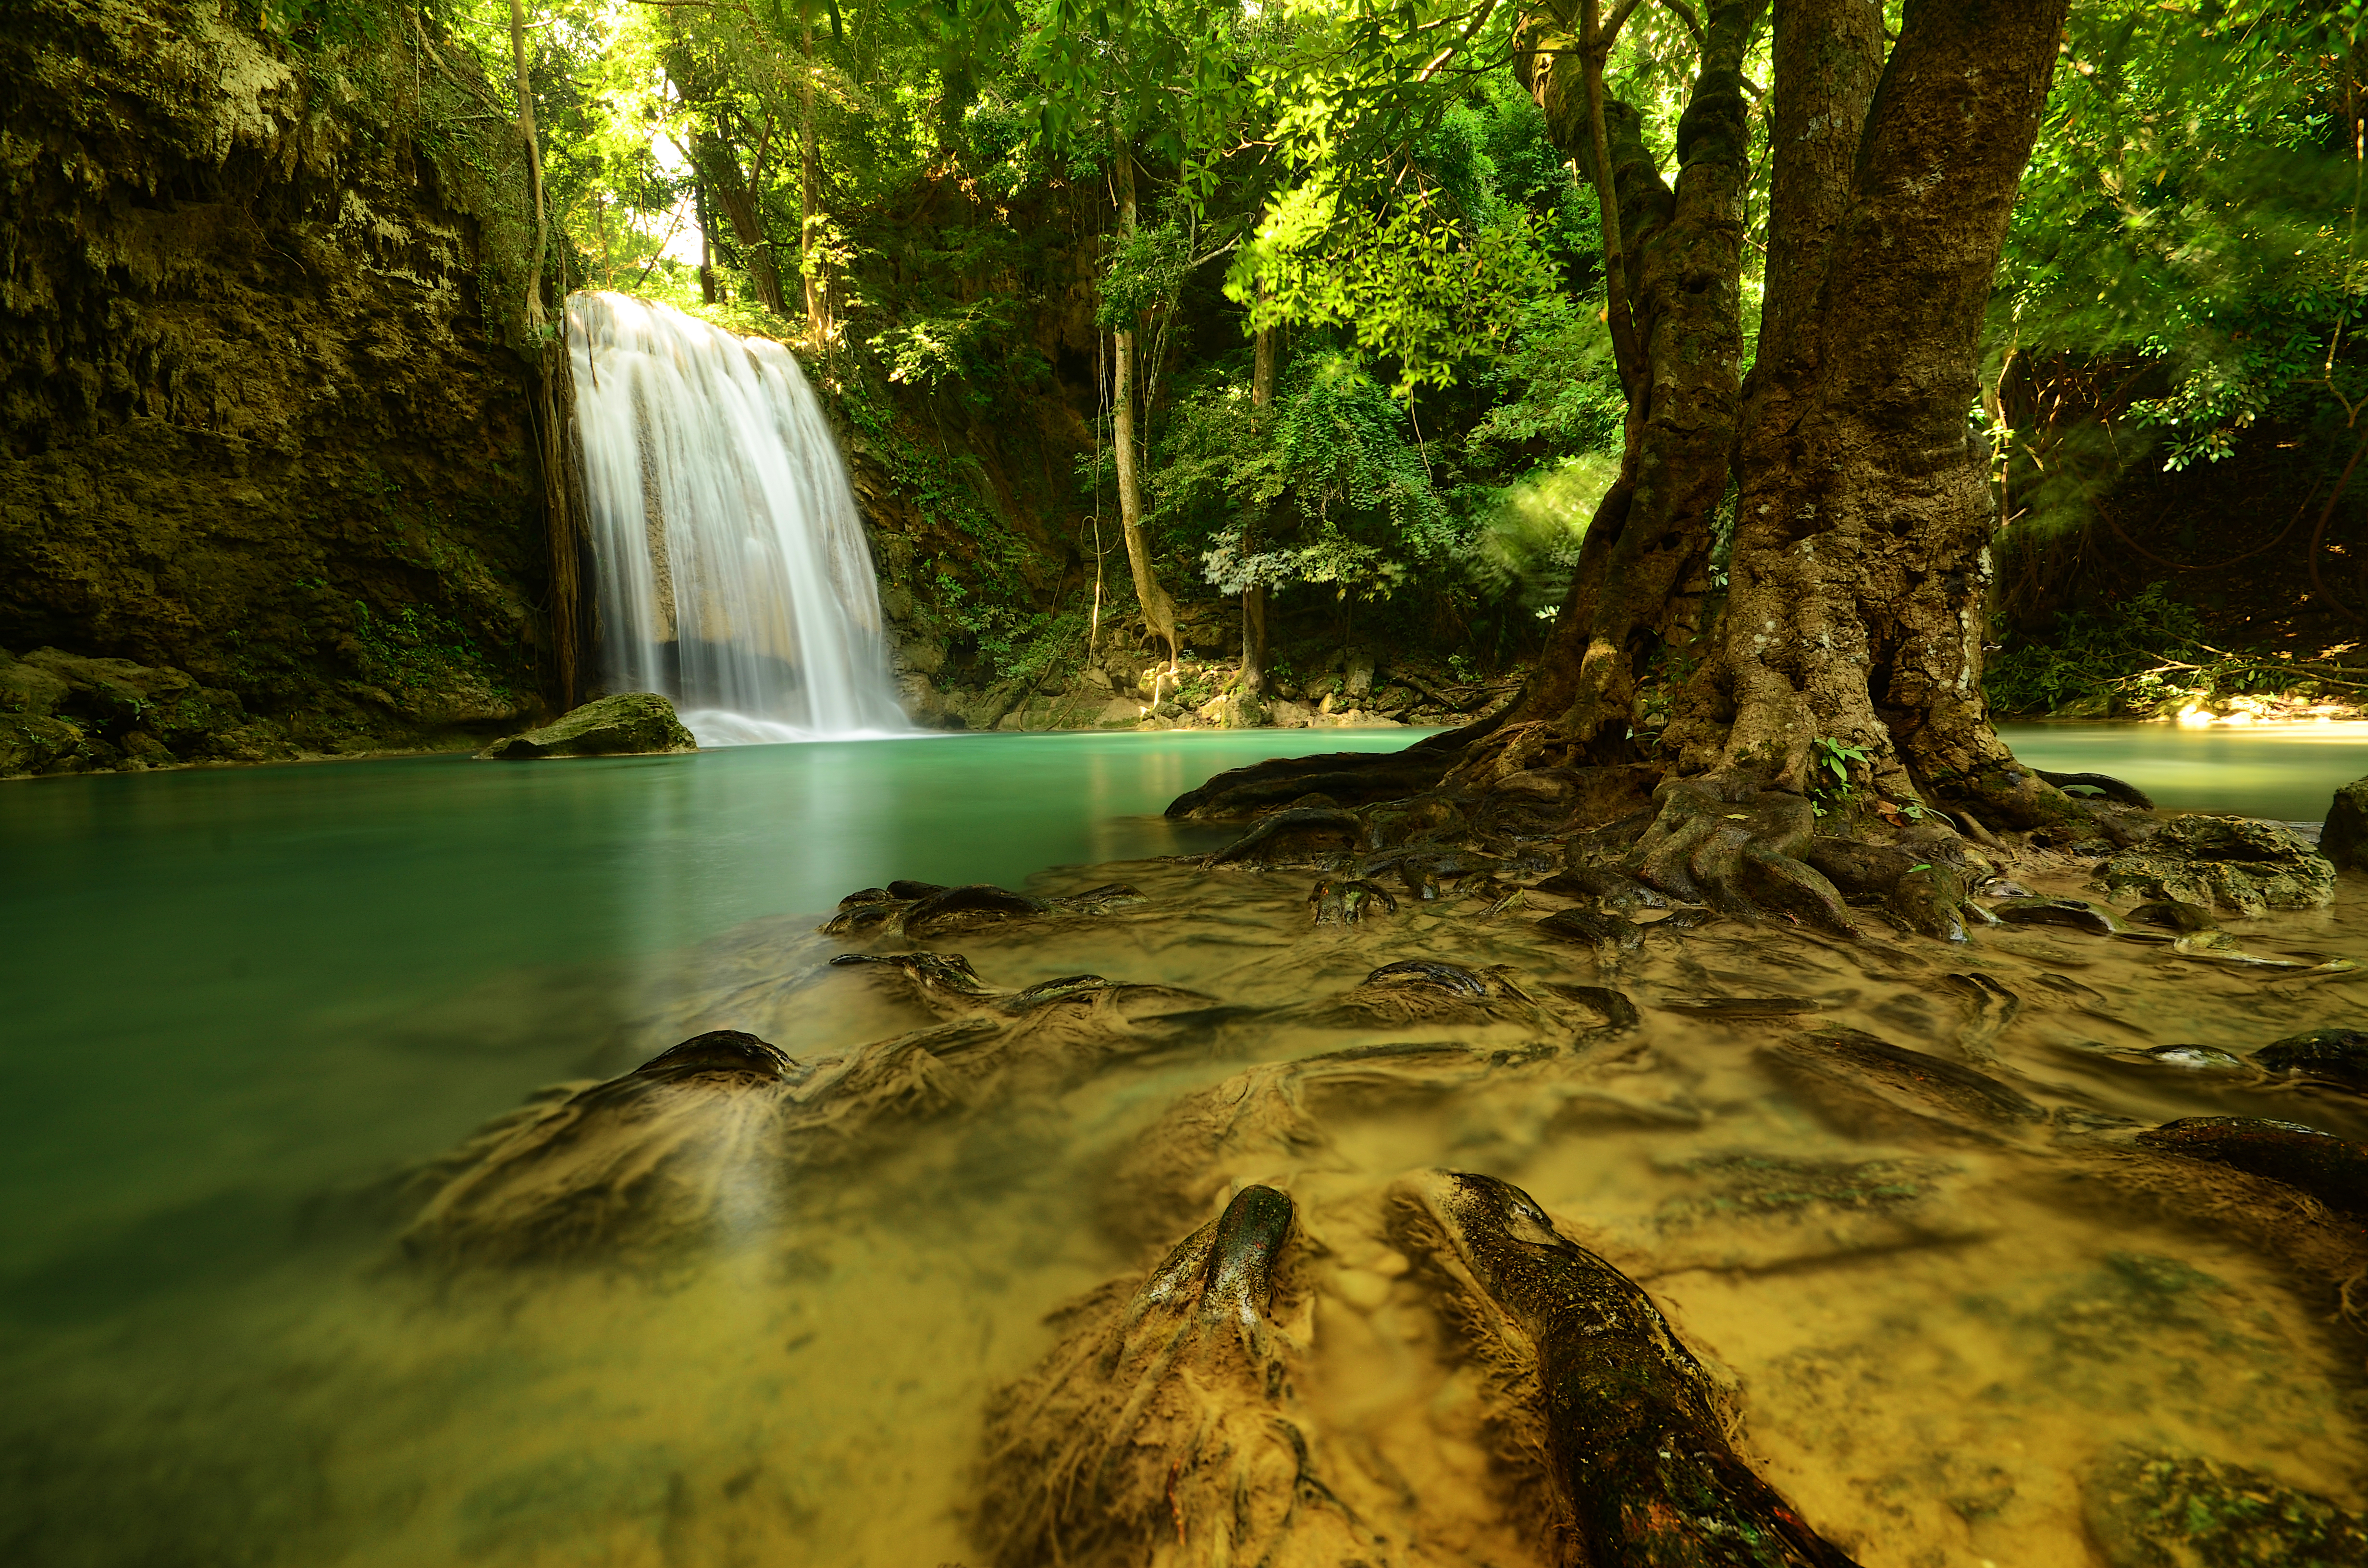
1, 721, 2363, 1565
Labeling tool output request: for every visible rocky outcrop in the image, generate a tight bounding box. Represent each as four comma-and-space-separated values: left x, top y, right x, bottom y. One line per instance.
2093, 815, 2337, 916
0, 643, 297, 775
476, 693, 697, 760
1, 0, 553, 764
2322, 776, 2368, 871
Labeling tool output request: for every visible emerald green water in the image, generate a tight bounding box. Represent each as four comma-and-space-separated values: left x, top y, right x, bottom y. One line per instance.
2, 720, 2364, 1567
0, 730, 1422, 1274
2, 721, 2360, 1281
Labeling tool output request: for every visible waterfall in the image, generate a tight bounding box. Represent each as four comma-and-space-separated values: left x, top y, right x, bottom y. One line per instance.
566, 291, 907, 745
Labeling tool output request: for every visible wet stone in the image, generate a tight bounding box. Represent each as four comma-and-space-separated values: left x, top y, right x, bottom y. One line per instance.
2128, 899, 2220, 933
1309, 877, 1396, 925
2085, 1449, 2368, 1568
1535, 906, 1646, 951
2142, 1044, 2253, 1073
2094, 816, 2337, 917
1992, 896, 2124, 936
2135, 1117, 2368, 1218
2255, 1028, 2368, 1092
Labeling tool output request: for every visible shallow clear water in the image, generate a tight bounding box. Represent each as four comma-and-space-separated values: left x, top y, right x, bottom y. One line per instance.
0, 730, 1420, 1268
2, 723, 2364, 1567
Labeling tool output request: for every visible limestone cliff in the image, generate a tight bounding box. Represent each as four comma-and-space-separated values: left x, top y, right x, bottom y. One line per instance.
0, 0, 554, 775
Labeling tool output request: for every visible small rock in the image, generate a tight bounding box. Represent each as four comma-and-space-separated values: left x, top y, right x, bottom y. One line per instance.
1344, 649, 1376, 697
1992, 895, 2123, 935
2138, 1044, 2251, 1073
1888, 865, 1970, 942
475, 693, 699, 760
2127, 898, 2219, 932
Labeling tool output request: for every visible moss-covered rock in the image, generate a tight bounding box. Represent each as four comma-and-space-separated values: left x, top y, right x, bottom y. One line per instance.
2085, 1450, 2368, 1568
476, 694, 697, 760
0, 645, 295, 775
2092, 816, 2336, 916
0, 713, 91, 775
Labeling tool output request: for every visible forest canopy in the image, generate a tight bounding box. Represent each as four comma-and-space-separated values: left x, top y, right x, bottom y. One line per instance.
270, 0, 2368, 750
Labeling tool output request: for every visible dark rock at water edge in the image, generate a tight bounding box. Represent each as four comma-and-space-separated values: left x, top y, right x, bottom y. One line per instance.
476, 694, 699, 760
2322, 775, 2368, 872
2256, 1028, 2368, 1092
2135, 1116, 2368, 1217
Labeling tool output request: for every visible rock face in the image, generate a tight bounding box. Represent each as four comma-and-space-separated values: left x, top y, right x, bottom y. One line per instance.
2093, 815, 2336, 916
1, 0, 550, 759
2322, 776, 2368, 871
1, 645, 296, 776
476, 694, 697, 760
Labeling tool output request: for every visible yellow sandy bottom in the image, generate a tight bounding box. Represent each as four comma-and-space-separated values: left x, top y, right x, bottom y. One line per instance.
8, 853, 2365, 1567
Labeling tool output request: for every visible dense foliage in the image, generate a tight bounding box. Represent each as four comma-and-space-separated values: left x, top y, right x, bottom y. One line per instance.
317, 0, 2365, 711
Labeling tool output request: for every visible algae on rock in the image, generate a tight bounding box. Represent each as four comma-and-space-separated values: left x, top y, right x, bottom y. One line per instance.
476, 693, 697, 759
2093, 817, 2336, 916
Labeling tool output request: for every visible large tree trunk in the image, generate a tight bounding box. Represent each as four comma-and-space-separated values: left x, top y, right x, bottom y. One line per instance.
1664, 0, 2074, 830
1482, 0, 1766, 771
1168, 0, 2091, 853
1111, 148, 1179, 666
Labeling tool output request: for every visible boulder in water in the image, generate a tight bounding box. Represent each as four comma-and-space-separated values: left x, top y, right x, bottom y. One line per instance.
2322, 775, 2368, 871
2091, 815, 2335, 916
475, 693, 698, 760
2255, 1028, 2368, 1091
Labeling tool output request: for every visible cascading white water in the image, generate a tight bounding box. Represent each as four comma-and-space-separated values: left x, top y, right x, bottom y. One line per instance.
567, 291, 908, 745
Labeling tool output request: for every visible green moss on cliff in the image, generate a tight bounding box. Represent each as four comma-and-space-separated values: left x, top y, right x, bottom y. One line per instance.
0, 0, 555, 772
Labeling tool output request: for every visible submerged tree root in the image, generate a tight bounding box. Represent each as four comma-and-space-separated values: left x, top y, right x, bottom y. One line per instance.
1387, 1170, 1868, 1568
978, 1186, 1397, 1568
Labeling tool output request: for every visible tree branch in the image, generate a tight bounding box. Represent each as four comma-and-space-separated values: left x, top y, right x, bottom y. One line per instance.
1658, 0, 1705, 49
1418, 0, 1502, 81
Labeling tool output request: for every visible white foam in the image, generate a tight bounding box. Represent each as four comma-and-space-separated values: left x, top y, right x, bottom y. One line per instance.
568, 292, 910, 744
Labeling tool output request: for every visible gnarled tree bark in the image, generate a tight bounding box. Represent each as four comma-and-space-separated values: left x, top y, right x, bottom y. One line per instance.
1478, 0, 1765, 773
1664, 0, 2076, 831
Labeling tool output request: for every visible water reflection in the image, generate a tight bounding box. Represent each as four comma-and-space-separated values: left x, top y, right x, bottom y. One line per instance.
0, 731, 1418, 1269
2004, 719, 2368, 821
3, 723, 2365, 1566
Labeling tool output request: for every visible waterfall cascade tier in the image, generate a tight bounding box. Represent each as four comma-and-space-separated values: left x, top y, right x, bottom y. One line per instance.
567, 292, 908, 745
